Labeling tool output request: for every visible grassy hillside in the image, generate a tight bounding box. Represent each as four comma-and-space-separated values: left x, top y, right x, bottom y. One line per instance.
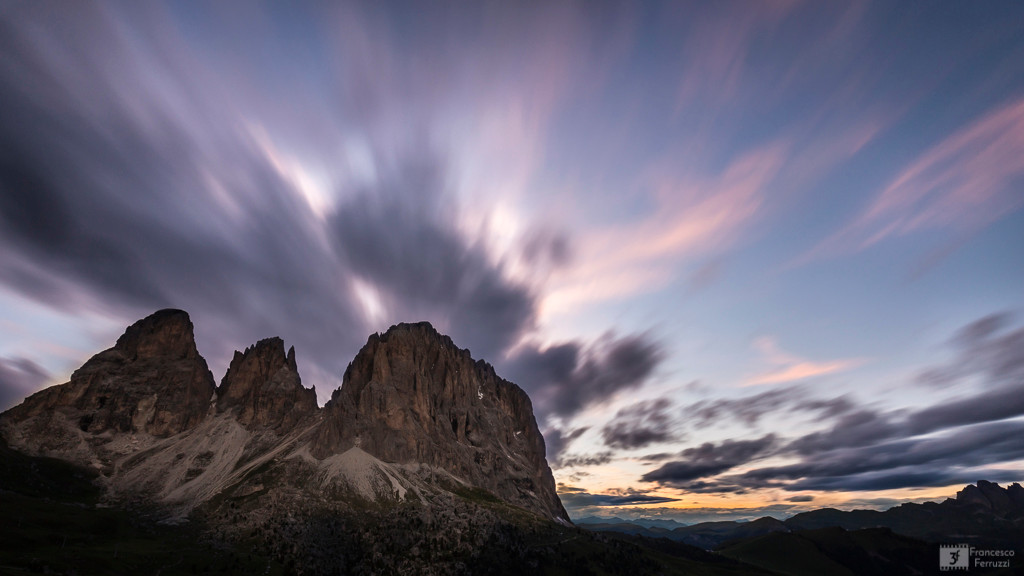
719, 526, 942, 576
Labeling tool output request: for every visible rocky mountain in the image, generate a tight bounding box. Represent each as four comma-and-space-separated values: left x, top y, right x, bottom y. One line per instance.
216, 337, 318, 432
0, 309, 567, 524
2, 309, 216, 448
313, 322, 565, 520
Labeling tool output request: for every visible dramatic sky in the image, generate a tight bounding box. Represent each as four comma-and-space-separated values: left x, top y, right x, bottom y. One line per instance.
2, 1, 1023, 523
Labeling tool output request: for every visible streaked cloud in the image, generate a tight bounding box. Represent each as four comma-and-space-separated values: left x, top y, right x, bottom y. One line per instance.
643, 314, 1024, 496
683, 385, 854, 429
0, 357, 51, 412
557, 484, 680, 509
542, 144, 785, 318
805, 97, 1024, 262
505, 333, 664, 424
641, 434, 778, 487
600, 398, 679, 450
744, 337, 864, 386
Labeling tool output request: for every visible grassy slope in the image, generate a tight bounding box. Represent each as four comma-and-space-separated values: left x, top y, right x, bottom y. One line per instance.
0, 439, 284, 576
718, 526, 960, 576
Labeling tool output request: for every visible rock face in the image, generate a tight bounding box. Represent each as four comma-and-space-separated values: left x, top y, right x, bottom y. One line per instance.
3, 309, 216, 440
217, 338, 317, 432
313, 322, 568, 521
0, 310, 569, 523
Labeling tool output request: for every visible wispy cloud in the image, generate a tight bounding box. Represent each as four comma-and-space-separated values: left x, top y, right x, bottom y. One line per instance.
744, 337, 863, 386
672, 0, 800, 114
0, 357, 50, 412
804, 97, 1024, 262
542, 144, 786, 318
644, 314, 1024, 496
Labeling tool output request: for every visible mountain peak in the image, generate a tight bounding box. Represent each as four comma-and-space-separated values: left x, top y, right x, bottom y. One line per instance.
217, 336, 316, 431
955, 480, 1021, 512
373, 321, 466, 356
114, 308, 198, 361
3, 308, 215, 440
315, 320, 568, 521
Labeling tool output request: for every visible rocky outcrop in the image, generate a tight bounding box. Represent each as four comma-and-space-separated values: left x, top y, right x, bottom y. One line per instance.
1, 311, 569, 524
313, 322, 568, 521
217, 337, 318, 432
2, 309, 216, 440
955, 480, 1024, 515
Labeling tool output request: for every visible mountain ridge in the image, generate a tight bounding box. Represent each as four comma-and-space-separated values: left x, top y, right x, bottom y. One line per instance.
577, 479, 1024, 550
0, 308, 567, 523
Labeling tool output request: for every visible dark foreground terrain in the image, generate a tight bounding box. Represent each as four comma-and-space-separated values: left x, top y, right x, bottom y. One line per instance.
4, 440, 1021, 575
2, 436, 776, 575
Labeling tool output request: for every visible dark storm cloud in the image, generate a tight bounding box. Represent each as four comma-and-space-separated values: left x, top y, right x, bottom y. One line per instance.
0, 2, 664, 413
0, 2, 368, 397
905, 383, 1024, 435
543, 426, 589, 465
329, 158, 536, 360
637, 452, 675, 462
661, 479, 755, 494
558, 451, 615, 469
641, 434, 777, 486
522, 229, 572, 269
787, 409, 903, 456
750, 419, 1024, 490
788, 468, 1024, 492
794, 396, 857, 419
0, 358, 50, 412
647, 314, 1024, 496
679, 396, 1024, 494
683, 385, 855, 428
917, 311, 1024, 388
600, 398, 677, 449
505, 333, 664, 423
556, 485, 680, 508
661, 381, 1024, 494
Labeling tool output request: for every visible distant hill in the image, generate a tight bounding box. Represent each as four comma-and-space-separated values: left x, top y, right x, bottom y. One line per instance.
718, 526, 934, 576
581, 480, 1024, 550
577, 482, 1023, 575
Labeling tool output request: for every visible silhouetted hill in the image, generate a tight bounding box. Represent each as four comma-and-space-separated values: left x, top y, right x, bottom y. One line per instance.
785, 481, 1024, 548
719, 526, 936, 576
582, 481, 1023, 552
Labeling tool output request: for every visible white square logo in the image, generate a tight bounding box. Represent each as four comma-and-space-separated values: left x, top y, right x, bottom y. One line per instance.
940, 544, 970, 571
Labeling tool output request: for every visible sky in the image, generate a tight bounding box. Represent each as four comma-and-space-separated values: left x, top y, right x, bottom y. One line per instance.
1, 1, 1023, 524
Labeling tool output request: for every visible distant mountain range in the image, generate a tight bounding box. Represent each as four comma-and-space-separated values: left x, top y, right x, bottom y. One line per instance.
578, 480, 1024, 550
577, 481, 1023, 575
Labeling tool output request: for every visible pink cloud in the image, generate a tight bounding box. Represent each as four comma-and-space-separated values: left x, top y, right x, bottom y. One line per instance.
744, 336, 864, 387
541, 144, 786, 317
805, 97, 1024, 261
